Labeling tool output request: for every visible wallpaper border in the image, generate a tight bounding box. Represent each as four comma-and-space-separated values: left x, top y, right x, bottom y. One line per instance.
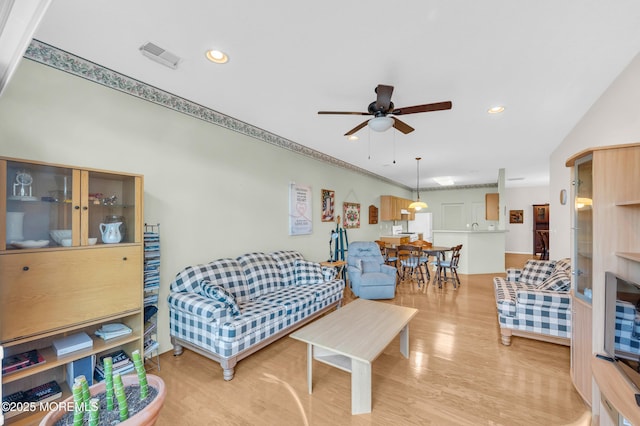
24, 39, 410, 190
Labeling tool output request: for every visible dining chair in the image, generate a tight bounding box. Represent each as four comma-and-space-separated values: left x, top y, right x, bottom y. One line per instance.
437, 244, 462, 289
374, 240, 386, 255
398, 244, 428, 286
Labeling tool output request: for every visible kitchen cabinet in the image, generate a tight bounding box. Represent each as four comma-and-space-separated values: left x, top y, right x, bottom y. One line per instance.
1, 157, 143, 424
485, 193, 499, 221
380, 195, 415, 221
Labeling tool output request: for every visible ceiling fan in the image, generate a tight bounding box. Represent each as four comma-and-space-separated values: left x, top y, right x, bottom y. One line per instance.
318, 84, 452, 136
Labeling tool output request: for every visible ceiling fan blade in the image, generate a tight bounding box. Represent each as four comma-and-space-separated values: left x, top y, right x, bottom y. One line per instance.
318, 111, 370, 116
375, 84, 394, 111
392, 118, 415, 134
344, 120, 369, 136
392, 101, 452, 115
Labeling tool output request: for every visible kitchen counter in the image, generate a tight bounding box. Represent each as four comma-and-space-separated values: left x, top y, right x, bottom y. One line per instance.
433, 230, 505, 274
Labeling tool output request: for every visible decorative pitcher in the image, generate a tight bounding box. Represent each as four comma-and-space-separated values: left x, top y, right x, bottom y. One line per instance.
100, 222, 122, 244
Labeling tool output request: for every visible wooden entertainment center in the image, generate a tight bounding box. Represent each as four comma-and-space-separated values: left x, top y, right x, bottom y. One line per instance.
566, 144, 640, 425
0, 157, 143, 424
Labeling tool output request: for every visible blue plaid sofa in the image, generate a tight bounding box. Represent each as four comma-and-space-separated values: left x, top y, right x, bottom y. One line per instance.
615, 300, 640, 357
168, 251, 345, 380
493, 258, 572, 346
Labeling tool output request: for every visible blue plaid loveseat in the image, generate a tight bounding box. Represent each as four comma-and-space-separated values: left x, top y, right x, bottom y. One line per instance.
168, 251, 344, 380
615, 300, 640, 357
493, 258, 571, 346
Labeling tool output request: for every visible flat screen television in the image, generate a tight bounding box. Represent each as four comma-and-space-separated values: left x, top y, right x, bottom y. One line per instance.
604, 271, 640, 391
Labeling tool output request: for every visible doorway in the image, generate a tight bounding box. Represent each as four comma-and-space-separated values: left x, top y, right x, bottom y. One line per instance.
533, 204, 549, 258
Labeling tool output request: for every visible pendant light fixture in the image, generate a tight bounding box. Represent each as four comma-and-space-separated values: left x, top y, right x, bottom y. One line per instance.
408, 157, 428, 211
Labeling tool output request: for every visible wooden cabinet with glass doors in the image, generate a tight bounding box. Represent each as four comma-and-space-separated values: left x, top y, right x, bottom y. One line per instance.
566, 143, 640, 423
0, 157, 143, 424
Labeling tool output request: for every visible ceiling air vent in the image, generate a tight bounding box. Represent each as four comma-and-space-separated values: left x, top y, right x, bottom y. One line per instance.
139, 42, 180, 69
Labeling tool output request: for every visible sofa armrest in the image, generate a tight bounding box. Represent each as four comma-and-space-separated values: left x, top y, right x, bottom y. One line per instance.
516, 289, 571, 310
347, 265, 362, 281
168, 292, 231, 323
380, 264, 396, 276
506, 268, 522, 281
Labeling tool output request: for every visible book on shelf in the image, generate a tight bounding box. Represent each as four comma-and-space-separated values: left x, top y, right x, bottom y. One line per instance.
94, 323, 133, 340
2, 349, 45, 375
98, 349, 130, 368
24, 380, 63, 403
2, 380, 62, 418
144, 320, 157, 337
144, 339, 159, 356
144, 294, 159, 305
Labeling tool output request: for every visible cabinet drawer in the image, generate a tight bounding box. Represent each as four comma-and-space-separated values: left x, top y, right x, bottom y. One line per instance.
0, 246, 142, 342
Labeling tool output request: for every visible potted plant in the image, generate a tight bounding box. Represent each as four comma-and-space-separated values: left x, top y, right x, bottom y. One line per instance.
40, 350, 166, 426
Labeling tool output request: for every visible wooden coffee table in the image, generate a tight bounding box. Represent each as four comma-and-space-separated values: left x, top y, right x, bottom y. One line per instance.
290, 299, 418, 414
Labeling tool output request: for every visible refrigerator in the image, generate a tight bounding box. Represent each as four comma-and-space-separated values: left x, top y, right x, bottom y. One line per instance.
408, 212, 433, 242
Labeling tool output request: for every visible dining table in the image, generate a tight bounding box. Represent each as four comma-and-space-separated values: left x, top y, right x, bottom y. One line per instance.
420, 245, 453, 287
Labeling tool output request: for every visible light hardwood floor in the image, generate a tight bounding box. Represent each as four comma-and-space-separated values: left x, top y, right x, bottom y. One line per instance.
154, 258, 589, 425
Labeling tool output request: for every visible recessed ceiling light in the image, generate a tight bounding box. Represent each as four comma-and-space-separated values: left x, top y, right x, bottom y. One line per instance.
488, 106, 505, 114
205, 49, 229, 64
347, 135, 359, 141
433, 176, 455, 186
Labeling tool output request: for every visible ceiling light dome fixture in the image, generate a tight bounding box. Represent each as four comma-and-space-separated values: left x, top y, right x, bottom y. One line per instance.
488, 105, 505, 114
408, 157, 428, 211
205, 49, 229, 64
368, 116, 394, 132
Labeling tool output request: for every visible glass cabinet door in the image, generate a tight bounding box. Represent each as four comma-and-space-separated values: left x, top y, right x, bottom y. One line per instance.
3, 159, 141, 250
85, 170, 139, 244
574, 154, 593, 302
3, 159, 75, 250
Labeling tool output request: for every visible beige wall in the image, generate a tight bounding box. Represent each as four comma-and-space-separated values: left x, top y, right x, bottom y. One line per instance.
550, 52, 640, 260
0, 60, 411, 353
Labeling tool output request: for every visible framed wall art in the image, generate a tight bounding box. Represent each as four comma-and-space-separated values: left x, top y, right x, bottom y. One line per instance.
321, 189, 335, 222
509, 209, 524, 224
289, 183, 312, 235
343, 202, 360, 229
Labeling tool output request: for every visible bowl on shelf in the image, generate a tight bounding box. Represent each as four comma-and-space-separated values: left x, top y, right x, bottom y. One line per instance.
60, 239, 72, 247
88, 237, 97, 245
50, 229, 71, 245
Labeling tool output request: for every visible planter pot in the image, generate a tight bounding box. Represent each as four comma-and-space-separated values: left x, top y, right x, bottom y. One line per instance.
40, 374, 166, 426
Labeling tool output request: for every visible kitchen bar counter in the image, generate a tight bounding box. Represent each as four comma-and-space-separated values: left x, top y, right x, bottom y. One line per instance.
433, 230, 506, 274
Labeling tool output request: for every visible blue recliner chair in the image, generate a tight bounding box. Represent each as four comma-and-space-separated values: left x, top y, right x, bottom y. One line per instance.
347, 241, 397, 299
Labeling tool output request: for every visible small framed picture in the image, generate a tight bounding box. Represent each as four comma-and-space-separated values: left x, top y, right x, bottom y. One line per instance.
321, 189, 335, 222
509, 209, 524, 224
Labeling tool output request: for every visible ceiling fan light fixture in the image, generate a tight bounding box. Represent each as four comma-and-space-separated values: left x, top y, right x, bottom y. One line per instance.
367, 116, 394, 132
409, 157, 428, 211
205, 49, 229, 64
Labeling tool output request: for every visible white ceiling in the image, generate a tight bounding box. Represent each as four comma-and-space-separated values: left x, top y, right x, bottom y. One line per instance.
31, 1, 640, 189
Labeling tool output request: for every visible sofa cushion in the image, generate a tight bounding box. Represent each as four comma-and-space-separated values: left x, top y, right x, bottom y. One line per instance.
519, 260, 556, 287
493, 277, 529, 317
258, 286, 317, 315
299, 279, 345, 303
270, 251, 304, 287
362, 260, 381, 273
170, 259, 250, 303
217, 300, 287, 343
198, 280, 241, 316
536, 270, 571, 292
202, 258, 252, 304
295, 260, 324, 284
238, 252, 283, 299
322, 266, 338, 281
554, 258, 571, 273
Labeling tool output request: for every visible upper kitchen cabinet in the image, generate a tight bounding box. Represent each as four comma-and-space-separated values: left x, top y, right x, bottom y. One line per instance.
1, 157, 142, 251
485, 193, 499, 221
380, 195, 415, 221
